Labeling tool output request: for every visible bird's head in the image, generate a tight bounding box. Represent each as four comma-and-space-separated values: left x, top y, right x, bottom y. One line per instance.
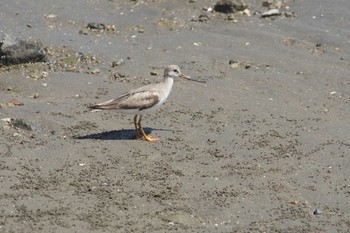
164, 64, 206, 83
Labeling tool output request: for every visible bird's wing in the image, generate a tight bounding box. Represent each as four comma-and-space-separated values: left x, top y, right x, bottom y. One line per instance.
89, 89, 160, 111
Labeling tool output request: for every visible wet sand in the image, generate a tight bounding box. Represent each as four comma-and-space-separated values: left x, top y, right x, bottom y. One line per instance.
1, 0, 350, 232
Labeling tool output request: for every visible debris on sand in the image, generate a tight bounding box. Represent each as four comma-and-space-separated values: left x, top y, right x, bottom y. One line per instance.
313, 208, 322, 215
191, 13, 211, 23
229, 59, 252, 69
260, 0, 295, 18
87, 23, 106, 30
111, 59, 124, 67
1, 118, 33, 131
0, 35, 47, 65
229, 59, 272, 70
262, 0, 283, 9
7, 99, 24, 106
80, 23, 116, 35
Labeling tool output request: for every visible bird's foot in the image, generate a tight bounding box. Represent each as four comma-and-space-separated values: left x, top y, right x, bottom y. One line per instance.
137, 126, 159, 142
141, 134, 159, 143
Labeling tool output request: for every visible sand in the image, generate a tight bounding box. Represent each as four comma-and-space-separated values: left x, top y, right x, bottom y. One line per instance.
1, 0, 349, 232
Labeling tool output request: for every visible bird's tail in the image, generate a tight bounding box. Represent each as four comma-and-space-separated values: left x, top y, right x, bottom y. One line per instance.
88, 104, 104, 112
88, 98, 119, 112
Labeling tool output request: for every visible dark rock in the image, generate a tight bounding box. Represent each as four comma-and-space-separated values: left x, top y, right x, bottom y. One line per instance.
87, 23, 106, 30
0, 35, 47, 65
214, 0, 247, 14
198, 13, 210, 22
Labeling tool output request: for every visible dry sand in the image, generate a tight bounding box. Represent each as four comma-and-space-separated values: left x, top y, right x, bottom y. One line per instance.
1, 0, 350, 232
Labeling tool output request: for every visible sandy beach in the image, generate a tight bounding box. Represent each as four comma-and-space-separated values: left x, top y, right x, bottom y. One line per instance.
1, 0, 350, 232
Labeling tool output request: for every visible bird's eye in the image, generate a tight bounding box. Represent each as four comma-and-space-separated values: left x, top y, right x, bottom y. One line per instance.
173, 69, 179, 73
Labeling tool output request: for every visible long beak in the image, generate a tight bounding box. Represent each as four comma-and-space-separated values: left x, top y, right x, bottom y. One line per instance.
179, 73, 206, 83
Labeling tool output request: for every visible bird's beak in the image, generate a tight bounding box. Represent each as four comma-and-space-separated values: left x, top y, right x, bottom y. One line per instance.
179, 73, 206, 83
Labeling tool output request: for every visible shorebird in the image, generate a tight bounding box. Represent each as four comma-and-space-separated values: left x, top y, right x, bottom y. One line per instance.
89, 64, 205, 142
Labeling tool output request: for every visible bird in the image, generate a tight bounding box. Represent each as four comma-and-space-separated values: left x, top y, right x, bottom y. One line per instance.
88, 64, 205, 142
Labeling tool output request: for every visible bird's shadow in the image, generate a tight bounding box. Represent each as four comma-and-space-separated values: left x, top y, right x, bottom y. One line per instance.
73, 127, 173, 141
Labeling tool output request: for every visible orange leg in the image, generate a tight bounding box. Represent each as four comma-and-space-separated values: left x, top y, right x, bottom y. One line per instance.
137, 115, 159, 142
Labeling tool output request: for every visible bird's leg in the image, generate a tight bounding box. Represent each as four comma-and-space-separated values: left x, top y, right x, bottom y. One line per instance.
134, 115, 141, 139
137, 116, 159, 142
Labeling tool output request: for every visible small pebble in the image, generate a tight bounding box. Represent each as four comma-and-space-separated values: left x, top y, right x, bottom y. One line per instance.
227, 14, 235, 21
261, 9, 281, 18
31, 93, 39, 99
150, 71, 158, 76
290, 200, 299, 205
91, 68, 101, 74
79, 29, 89, 35
111, 59, 124, 67
313, 208, 322, 215
198, 13, 210, 22
44, 14, 57, 19
243, 9, 251, 16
